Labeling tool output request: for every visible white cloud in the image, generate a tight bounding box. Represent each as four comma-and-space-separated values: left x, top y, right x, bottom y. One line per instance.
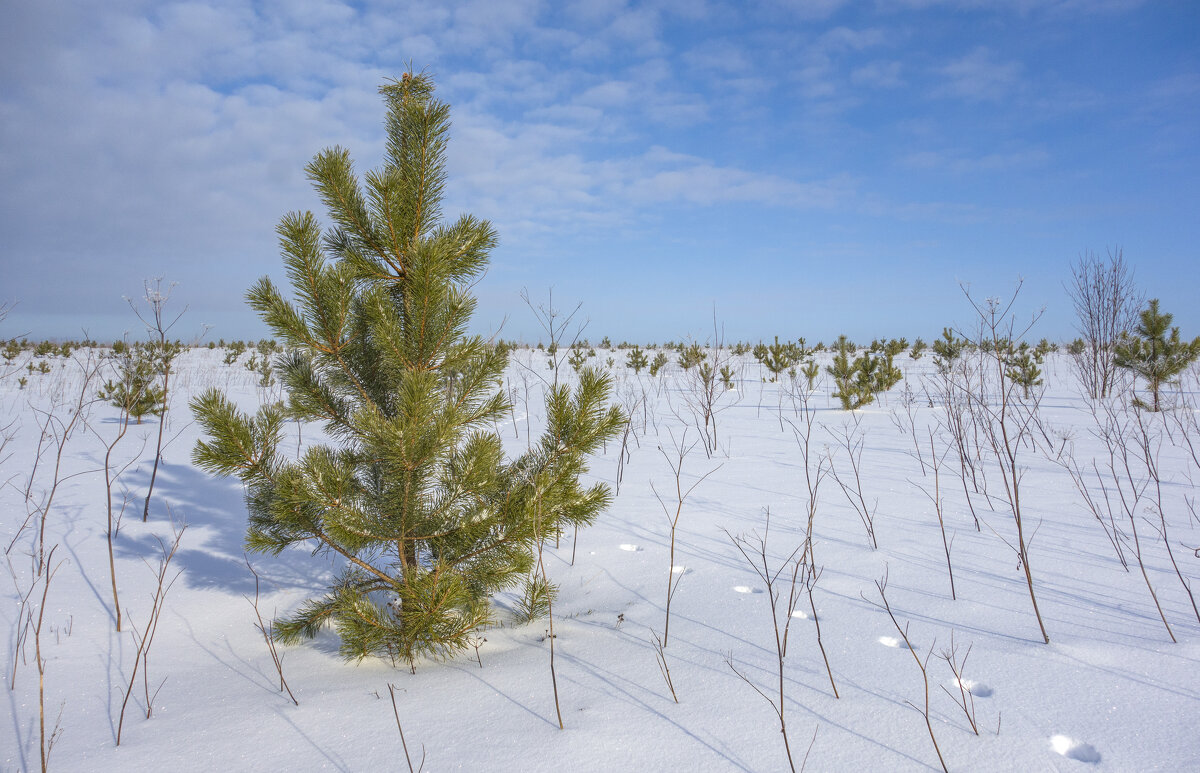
935, 46, 1022, 101
899, 147, 1051, 173
850, 60, 904, 87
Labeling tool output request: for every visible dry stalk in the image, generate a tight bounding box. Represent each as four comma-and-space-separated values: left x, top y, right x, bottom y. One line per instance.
1131, 409, 1200, 625
827, 415, 879, 550
785, 388, 829, 568
957, 283, 1050, 644
913, 428, 957, 600
724, 508, 808, 772
804, 566, 838, 698
33, 545, 65, 773
388, 683, 426, 773
651, 631, 679, 703
117, 518, 186, 745
244, 556, 298, 705
866, 570, 949, 773
651, 428, 720, 646
1092, 401, 1176, 641
939, 632, 979, 735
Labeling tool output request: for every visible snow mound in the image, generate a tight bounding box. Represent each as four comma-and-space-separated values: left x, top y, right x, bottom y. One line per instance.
1050, 735, 1101, 763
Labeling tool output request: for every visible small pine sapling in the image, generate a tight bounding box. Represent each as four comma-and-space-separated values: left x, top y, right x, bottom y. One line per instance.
753, 336, 798, 382
800, 360, 820, 392
626, 346, 649, 374
98, 344, 164, 426
649, 351, 669, 377
827, 336, 874, 411
1003, 343, 1044, 399
875, 350, 904, 395
1114, 298, 1200, 412
223, 340, 246, 365
192, 72, 623, 667
931, 328, 966, 375
910, 338, 928, 360
677, 342, 706, 371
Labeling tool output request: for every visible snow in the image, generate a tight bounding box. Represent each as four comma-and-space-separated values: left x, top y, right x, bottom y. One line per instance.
3, 347, 1199, 771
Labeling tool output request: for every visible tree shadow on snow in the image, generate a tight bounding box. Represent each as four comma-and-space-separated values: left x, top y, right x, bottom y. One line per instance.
116, 459, 335, 598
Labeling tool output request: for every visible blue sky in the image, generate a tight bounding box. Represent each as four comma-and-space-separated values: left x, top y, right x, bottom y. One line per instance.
2, 0, 1197, 345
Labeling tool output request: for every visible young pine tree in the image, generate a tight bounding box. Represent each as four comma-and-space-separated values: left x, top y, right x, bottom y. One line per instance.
1114, 298, 1200, 412
99, 343, 165, 426
626, 346, 649, 374
191, 72, 623, 666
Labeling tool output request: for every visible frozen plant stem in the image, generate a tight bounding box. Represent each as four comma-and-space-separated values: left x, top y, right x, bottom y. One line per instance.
1093, 402, 1177, 641
652, 429, 720, 646
939, 633, 979, 735
117, 519, 186, 746
16, 355, 101, 575
785, 387, 828, 569
93, 380, 148, 632
34, 546, 64, 773
244, 557, 297, 705
129, 277, 186, 522
867, 571, 949, 773
959, 283, 1050, 643
805, 567, 838, 699
1132, 409, 1200, 625
828, 415, 879, 550
651, 631, 679, 703
388, 683, 425, 773
533, 501, 564, 729
918, 428, 956, 600
724, 509, 807, 772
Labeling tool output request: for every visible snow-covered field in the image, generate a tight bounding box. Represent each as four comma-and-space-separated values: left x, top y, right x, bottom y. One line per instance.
3, 347, 1198, 772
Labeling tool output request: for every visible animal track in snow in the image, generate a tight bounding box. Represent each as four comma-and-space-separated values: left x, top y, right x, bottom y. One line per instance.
953, 677, 994, 698
670, 565, 690, 574
790, 610, 809, 619
878, 636, 913, 650
618, 544, 642, 552
732, 585, 762, 594
1050, 735, 1101, 763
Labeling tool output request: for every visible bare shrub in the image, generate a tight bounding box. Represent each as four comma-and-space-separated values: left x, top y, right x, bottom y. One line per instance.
388, 683, 426, 772
939, 633, 979, 735
117, 517, 186, 745
785, 387, 829, 568
1085, 400, 1177, 641
1066, 248, 1141, 400
956, 283, 1050, 644
913, 427, 957, 600
651, 429, 720, 646
127, 277, 189, 522
651, 631, 679, 703
866, 570, 949, 773
724, 509, 811, 772
827, 415, 879, 550
244, 557, 298, 705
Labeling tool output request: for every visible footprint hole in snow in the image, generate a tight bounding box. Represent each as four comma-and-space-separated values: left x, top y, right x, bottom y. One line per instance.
618, 544, 641, 552
671, 565, 688, 574
1050, 735, 1101, 764
790, 610, 809, 619
878, 635, 913, 649
733, 585, 762, 594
